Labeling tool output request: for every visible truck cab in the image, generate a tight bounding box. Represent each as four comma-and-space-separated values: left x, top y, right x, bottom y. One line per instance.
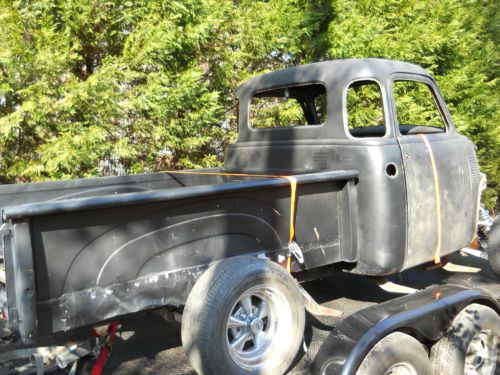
225, 58, 480, 275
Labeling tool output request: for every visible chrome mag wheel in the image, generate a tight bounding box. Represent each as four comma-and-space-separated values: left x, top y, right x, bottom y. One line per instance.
225, 284, 292, 371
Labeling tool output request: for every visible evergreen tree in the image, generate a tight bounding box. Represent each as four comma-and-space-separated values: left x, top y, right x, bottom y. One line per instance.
0, 0, 497, 208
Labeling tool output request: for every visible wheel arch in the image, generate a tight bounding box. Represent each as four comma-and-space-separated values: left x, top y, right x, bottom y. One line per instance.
65, 211, 287, 290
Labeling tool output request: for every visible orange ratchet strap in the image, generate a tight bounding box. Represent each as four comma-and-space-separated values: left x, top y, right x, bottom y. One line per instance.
419, 134, 442, 264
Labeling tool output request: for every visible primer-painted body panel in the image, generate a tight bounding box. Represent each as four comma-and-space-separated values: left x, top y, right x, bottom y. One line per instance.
1, 171, 355, 341
398, 134, 477, 267
225, 139, 408, 274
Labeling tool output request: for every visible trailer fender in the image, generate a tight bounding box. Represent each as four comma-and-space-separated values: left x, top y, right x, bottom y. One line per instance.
312, 284, 499, 375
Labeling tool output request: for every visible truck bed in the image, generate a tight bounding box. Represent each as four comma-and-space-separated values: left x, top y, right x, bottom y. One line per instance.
0, 168, 227, 211
0, 169, 357, 345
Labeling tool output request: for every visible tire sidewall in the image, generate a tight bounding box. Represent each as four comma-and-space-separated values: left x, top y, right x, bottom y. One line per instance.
450, 304, 499, 347
431, 303, 500, 375
487, 216, 500, 276
182, 257, 305, 375
357, 332, 431, 375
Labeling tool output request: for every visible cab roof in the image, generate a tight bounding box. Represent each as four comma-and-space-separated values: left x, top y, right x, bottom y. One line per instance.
237, 58, 430, 99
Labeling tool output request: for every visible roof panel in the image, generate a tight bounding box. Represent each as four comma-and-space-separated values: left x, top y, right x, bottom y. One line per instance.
237, 59, 429, 98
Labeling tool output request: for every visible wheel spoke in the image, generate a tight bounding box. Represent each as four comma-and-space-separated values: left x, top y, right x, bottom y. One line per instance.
240, 296, 253, 317
227, 315, 247, 329
231, 331, 250, 351
256, 301, 269, 319
253, 332, 266, 349
224, 285, 291, 371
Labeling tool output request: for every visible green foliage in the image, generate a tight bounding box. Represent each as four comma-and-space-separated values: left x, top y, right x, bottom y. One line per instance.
251, 97, 307, 129
393, 81, 446, 128
0, 0, 498, 208
347, 82, 385, 129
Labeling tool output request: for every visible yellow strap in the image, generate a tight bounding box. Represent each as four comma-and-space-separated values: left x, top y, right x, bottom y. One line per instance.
166, 170, 297, 243
286, 256, 292, 273
283, 176, 297, 242
419, 135, 442, 264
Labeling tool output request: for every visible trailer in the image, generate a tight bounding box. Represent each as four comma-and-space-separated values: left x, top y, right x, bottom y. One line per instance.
312, 281, 499, 375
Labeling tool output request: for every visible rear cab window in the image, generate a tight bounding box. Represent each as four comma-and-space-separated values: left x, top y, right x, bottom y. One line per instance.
393, 80, 447, 135
250, 83, 327, 129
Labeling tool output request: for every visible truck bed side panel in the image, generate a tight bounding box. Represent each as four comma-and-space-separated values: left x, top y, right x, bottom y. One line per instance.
15, 179, 350, 335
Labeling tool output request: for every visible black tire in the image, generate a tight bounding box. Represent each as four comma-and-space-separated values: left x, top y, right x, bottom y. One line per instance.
487, 216, 500, 277
430, 303, 499, 375
357, 332, 431, 375
73, 355, 94, 374
181, 255, 305, 375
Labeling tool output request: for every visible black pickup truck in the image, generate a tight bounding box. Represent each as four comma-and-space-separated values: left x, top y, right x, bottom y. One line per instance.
0, 59, 498, 374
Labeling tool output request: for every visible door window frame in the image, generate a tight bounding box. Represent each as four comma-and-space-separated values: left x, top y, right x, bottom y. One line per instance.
389, 74, 456, 138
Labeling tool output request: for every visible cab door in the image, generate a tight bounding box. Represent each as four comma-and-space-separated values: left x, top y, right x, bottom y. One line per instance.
392, 75, 475, 268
